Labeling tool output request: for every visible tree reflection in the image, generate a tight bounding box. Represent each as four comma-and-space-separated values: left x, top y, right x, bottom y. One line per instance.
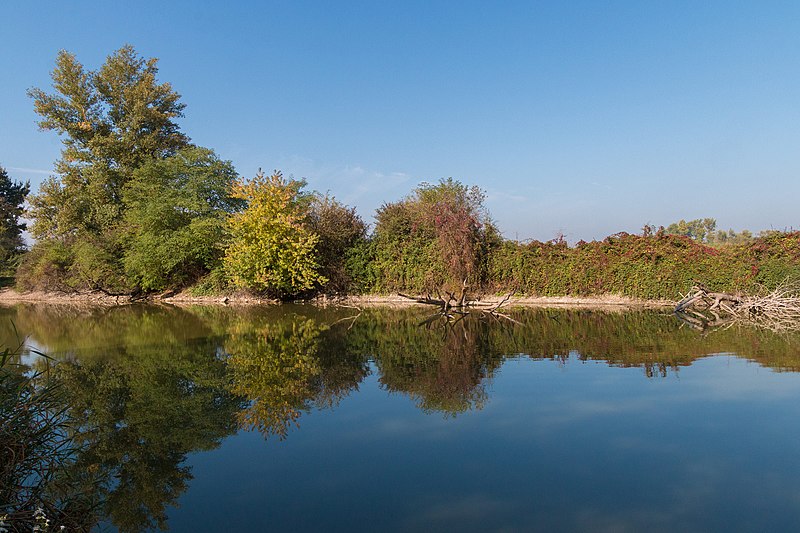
223, 307, 508, 425
379, 327, 492, 415
225, 310, 370, 439
53, 338, 243, 533
9, 304, 247, 533
340, 309, 502, 416
226, 316, 323, 439
503, 308, 800, 375
225, 307, 504, 422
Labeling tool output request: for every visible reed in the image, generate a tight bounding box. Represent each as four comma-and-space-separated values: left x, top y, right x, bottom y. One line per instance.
0, 336, 95, 531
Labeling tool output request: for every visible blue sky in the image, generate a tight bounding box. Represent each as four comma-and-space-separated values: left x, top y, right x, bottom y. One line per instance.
1, 1, 798, 241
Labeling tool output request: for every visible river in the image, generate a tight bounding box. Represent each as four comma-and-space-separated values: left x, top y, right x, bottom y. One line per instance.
3, 303, 800, 532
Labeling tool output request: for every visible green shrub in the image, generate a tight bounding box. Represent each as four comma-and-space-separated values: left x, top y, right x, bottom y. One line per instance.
343, 239, 379, 294
371, 178, 496, 294
189, 267, 233, 296
486, 231, 800, 300
223, 171, 325, 298
307, 194, 368, 294
16, 240, 75, 292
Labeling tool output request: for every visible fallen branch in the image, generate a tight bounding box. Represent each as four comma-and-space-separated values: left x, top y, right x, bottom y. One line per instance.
330, 305, 363, 330
675, 280, 800, 332
399, 282, 516, 324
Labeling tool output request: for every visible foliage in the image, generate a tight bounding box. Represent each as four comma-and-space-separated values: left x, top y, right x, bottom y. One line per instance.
709, 228, 754, 245
343, 238, 379, 294
22, 45, 194, 293
27, 45, 187, 239
224, 171, 325, 298
16, 235, 132, 294
665, 218, 758, 246
16, 240, 72, 292
69, 238, 130, 293
666, 218, 717, 242
0, 166, 30, 274
307, 193, 368, 294
371, 178, 497, 293
188, 267, 232, 296
122, 147, 242, 291
488, 230, 800, 300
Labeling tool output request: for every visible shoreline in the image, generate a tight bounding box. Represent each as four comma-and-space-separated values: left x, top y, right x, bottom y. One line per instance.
0, 288, 673, 310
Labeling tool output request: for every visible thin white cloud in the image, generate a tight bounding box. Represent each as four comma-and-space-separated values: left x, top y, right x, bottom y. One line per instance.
485, 189, 529, 203
268, 155, 417, 220
7, 166, 53, 176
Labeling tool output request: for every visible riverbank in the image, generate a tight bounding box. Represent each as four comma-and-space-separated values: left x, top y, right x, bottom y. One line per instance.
0, 288, 672, 309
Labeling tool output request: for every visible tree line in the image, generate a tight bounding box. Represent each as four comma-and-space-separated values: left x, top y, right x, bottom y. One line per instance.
2, 46, 799, 300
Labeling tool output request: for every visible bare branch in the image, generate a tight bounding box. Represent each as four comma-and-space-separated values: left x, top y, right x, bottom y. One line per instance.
674, 280, 800, 332
399, 288, 518, 325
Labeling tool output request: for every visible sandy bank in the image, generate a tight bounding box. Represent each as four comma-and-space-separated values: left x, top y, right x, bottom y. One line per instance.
0, 288, 673, 310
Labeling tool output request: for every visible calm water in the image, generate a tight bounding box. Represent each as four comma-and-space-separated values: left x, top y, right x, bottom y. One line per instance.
4, 303, 800, 532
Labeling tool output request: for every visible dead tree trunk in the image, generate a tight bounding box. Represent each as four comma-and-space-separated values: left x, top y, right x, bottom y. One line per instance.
675, 282, 800, 332
399, 281, 517, 324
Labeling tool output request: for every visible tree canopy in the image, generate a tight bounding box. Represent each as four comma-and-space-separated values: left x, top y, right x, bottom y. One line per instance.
665, 218, 717, 243
20, 46, 244, 294
372, 178, 498, 292
665, 218, 756, 245
0, 166, 30, 272
307, 194, 368, 294
122, 147, 242, 292
28, 45, 188, 239
224, 171, 325, 298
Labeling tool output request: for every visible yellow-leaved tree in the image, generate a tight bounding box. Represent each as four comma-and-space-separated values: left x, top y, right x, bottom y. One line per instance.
224, 171, 325, 298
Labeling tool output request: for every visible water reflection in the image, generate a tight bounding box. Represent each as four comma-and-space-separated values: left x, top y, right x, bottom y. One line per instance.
2, 303, 800, 531
371, 316, 501, 415
56, 336, 243, 532
1, 305, 244, 532
226, 313, 368, 439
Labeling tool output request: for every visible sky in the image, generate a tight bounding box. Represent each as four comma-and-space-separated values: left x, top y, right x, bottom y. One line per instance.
1, 1, 799, 242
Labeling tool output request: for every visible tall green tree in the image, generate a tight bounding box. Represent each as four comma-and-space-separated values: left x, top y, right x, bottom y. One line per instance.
20, 46, 234, 293
0, 166, 30, 272
665, 218, 717, 243
28, 45, 188, 239
122, 147, 242, 292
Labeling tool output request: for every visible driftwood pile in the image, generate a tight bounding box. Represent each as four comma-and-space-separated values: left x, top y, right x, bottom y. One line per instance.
399, 283, 518, 326
675, 281, 800, 332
